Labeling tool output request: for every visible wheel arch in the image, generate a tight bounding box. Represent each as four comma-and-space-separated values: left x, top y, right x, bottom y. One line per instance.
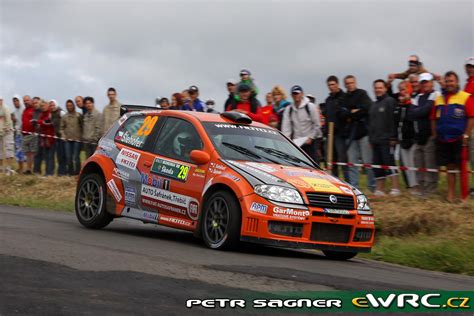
79, 160, 116, 215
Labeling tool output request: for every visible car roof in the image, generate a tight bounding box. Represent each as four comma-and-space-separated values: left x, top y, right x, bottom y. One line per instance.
130, 110, 272, 129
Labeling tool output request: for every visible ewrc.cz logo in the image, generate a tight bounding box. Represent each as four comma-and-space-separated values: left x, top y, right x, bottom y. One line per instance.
352, 293, 470, 310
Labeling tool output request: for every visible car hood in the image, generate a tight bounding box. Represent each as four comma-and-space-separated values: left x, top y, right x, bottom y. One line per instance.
222, 160, 354, 196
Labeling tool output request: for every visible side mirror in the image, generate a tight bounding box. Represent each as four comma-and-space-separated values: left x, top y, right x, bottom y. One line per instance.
190, 150, 211, 165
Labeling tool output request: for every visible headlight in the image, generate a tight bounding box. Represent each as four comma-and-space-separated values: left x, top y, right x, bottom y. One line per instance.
254, 184, 304, 204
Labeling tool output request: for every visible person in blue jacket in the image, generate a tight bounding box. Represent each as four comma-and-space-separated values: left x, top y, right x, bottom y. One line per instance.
182, 85, 205, 112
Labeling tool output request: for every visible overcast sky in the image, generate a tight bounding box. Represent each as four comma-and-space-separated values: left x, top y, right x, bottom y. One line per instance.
1, 0, 473, 111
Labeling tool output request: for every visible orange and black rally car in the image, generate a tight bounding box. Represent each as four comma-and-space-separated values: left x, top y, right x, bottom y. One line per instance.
75, 108, 374, 260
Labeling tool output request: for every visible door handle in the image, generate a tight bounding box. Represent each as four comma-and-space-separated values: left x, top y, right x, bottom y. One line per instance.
144, 161, 152, 167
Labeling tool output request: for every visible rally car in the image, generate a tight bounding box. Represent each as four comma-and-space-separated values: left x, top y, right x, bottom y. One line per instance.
75, 109, 374, 260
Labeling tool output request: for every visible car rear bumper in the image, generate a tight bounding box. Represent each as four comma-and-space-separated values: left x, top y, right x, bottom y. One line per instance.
240, 236, 371, 253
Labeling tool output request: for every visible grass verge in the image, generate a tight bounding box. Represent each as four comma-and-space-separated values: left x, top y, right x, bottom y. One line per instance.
1, 173, 473, 275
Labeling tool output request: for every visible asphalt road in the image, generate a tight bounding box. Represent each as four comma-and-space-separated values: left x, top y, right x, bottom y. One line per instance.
1, 205, 473, 315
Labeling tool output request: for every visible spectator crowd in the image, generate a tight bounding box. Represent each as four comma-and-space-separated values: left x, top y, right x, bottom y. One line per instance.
0, 55, 473, 202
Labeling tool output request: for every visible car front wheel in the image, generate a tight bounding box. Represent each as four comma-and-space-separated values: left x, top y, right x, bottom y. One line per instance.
202, 190, 241, 250
75, 173, 113, 229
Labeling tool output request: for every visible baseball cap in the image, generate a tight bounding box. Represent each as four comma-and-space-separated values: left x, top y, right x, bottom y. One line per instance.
291, 85, 304, 94
419, 73, 434, 82
226, 79, 236, 85
205, 98, 215, 105
12, 95, 20, 100
306, 94, 315, 101
237, 83, 251, 92
188, 85, 199, 92
240, 69, 251, 76
465, 57, 474, 66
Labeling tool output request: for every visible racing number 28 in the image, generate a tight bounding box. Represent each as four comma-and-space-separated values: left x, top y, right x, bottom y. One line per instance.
137, 116, 158, 136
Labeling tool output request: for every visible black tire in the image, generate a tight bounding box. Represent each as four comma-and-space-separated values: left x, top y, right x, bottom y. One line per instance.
201, 190, 241, 250
322, 250, 358, 260
75, 173, 113, 229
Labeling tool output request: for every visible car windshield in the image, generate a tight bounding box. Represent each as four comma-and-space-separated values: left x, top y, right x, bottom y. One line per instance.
203, 122, 318, 169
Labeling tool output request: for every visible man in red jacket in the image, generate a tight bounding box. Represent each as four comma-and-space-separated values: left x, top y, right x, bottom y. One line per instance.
225, 83, 263, 122
34, 100, 55, 176
21, 95, 37, 174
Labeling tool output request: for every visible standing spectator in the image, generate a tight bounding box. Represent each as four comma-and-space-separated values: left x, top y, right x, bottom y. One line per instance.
82, 97, 103, 158
431, 71, 474, 202
11, 96, 25, 173
271, 85, 291, 128
226, 83, 263, 122
394, 81, 419, 193
224, 80, 237, 110
369, 79, 400, 196
50, 100, 66, 175
281, 85, 322, 162
465, 57, 474, 94
205, 99, 219, 114
21, 95, 37, 174
408, 73, 439, 195
0, 97, 15, 175
171, 93, 184, 110
324, 75, 348, 180
35, 100, 55, 176
389, 55, 429, 80
61, 99, 82, 175
238, 69, 259, 98
261, 92, 276, 125
32, 97, 43, 173
464, 57, 474, 195
159, 98, 171, 110
103, 87, 121, 133
342, 75, 375, 192
182, 86, 205, 112
75, 96, 86, 114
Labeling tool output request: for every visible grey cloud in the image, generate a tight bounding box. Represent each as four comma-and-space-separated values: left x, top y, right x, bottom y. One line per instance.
1, 0, 473, 111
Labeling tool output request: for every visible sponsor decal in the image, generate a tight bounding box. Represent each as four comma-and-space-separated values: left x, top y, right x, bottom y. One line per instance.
122, 207, 158, 223
188, 201, 199, 220
246, 162, 276, 173
300, 177, 342, 193
151, 158, 190, 182
284, 170, 315, 177
340, 186, 353, 195
116, 148, 141, 170
222, 173, 240, 182
141, 185, 199, 218
192, 168, 206, 178
210, 162, 226, 171
227, 160, 281, 182
324, 208, 351, 215
118, 114, 127, 126
160, 215, 193, 227
273, 207, 310, 221
287, 178, 311, 189
124, 187, 136, 205
142, 197, 186, 215
250, 202, 268, 214
116, 130, 145, 148
96, 149, 112, 158
107, 179, 122, 202
213, 123, 278, 135
113, 167, 130, 182
99, 138, 116, 152
360, 215, 375, 225
141, 173, 170, 190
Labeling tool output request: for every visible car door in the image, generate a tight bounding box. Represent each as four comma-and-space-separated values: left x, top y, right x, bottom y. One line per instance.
137, 116, 208, 225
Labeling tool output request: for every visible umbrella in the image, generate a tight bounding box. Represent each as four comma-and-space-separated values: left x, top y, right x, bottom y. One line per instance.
460, 144, 469, 200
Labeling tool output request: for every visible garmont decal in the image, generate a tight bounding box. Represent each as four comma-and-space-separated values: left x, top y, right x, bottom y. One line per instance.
273, 207, 309, 220
116, 148, 141, 170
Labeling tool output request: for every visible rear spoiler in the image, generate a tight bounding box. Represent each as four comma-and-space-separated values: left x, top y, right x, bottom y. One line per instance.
120, 104, 160, 116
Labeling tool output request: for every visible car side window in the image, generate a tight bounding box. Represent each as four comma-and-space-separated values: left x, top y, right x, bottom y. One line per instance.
152, 118, 203, 163
115, 115, 159, 149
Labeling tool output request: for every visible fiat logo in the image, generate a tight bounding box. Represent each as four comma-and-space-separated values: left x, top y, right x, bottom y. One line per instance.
329, 195, 338, 204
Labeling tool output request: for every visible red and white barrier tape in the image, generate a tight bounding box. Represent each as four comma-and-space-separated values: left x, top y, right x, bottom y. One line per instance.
327, 162, 473, 174
4, 128, 473, 174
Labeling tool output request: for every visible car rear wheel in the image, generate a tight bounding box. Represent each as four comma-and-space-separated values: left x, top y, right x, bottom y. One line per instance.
322, 250, 358, 260
202, 191, 241, 250
75, 173, 113, 229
